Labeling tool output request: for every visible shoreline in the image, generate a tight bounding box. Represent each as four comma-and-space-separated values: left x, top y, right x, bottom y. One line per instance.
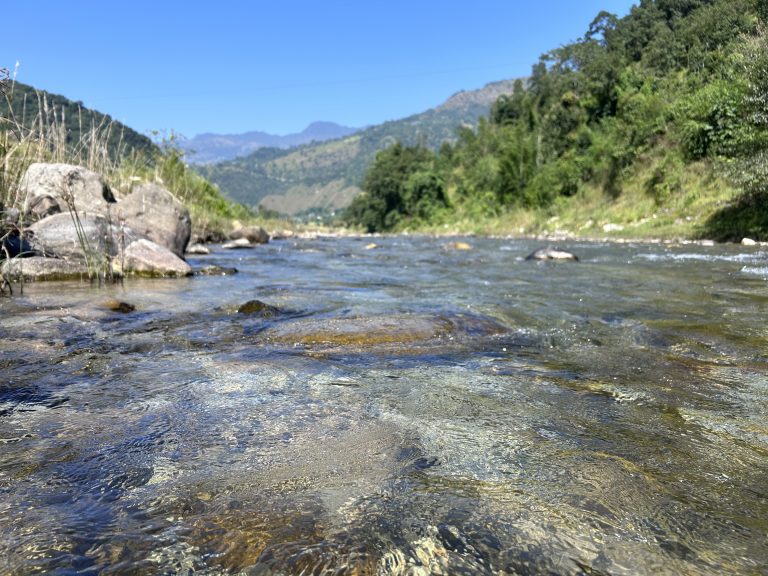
279, 227, 767, 247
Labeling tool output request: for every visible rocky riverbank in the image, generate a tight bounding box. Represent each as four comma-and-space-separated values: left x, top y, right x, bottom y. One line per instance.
1, 163, 194, 282
0, 162, 287, 285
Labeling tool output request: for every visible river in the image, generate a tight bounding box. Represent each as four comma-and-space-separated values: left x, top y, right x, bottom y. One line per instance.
1, 236, 766, 575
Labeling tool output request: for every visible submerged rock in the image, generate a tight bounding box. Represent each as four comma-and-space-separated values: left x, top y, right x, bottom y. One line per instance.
196, 265, 238, 276
104, 299, 136, 313
444, 241, 472, 251
116, 239, 192, 277
222, 238, 253, 249
260, 313, 505, 351
525, 247, 579, 261
237, 299, 281, 317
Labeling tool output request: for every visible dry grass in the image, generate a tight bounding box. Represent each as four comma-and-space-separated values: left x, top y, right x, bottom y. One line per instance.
0, 68, 134, 212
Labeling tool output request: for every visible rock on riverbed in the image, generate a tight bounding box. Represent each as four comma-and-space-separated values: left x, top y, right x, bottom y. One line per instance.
258, 312, 507, 354
115, 239, 192, 277
525, 247, 579, 261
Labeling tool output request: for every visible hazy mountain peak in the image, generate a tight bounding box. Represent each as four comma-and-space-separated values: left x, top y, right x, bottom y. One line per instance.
181, 121, 359, 164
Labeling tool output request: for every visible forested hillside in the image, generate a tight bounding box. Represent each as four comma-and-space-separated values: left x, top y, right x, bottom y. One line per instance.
196, 80, 517, 216
0, 80, 156, 159
346, 0, 768, 241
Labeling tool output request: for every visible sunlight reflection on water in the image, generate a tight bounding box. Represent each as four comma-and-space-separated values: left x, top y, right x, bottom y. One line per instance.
0, 236, 767, 574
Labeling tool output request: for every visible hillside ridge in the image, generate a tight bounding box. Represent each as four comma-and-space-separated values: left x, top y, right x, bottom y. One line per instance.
197, 78, 520, 216
180, 121, 359, 165
0, 81, 156, 158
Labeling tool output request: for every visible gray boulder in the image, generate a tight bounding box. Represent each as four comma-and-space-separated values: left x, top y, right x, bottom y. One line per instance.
1, 256, 90, 282
194, 265, 238, 276
270, 229, 295, 240
525, 247, 579, 261
186, 243, 210, 255
117, 238, 192, 277
20, 163, 116, 221
229, 225, 269, 244
222, 238, 253, 249
28, 212, 122, 261
117, 183, 191, 258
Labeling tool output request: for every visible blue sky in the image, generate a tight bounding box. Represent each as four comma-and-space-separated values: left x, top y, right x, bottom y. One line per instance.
3, 1, 637, 138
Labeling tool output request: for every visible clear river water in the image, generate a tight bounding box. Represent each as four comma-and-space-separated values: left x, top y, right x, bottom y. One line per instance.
1, 236, 767, 575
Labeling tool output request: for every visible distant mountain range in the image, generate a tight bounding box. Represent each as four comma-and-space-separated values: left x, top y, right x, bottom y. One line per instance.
196, 79, 518, 216
180, 121, 360, 164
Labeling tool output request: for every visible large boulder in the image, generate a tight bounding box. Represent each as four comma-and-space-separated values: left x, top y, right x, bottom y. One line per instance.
229, 225, 269, 244
20, 163, 116, 221
116, 238, 192, 277
28, 212, 122, 261
117, 183, 191, 258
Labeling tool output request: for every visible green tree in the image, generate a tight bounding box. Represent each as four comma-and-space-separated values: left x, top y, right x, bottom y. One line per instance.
344, 142, 443, 231
730, 25, 768, 196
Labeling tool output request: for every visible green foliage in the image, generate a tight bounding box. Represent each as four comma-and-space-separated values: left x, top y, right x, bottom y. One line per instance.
491, 80, 531, 127
344, 143, 446, 231
346, 0, 764, 241
644, 155, 684, 205
496, 127, 538, 206
676, 80, 745, 160
698, 23, 768, 240
402, 171, 448, 221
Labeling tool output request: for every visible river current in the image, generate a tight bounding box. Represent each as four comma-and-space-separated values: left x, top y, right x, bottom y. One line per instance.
1, 236, 766, 575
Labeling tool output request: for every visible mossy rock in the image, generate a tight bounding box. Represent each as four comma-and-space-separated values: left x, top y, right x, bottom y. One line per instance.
103, 299, 135, 313
260, 313, 505, 350
237, 299, 282, 317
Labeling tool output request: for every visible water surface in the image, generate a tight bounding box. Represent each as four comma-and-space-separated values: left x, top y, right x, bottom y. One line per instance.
1, 236, 766, 575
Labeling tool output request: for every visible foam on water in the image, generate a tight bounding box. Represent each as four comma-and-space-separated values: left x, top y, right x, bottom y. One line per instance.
741, 265, 768, 277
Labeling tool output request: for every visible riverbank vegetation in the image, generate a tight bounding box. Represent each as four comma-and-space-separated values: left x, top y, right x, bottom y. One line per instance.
0, 74, 261, 241
345, 0, 768, 241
